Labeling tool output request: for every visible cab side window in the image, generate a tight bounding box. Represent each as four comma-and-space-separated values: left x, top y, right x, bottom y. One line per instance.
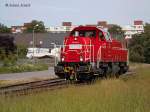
99, 31, 105, 41
85, 31, 96, 38
105, 32, 111, 41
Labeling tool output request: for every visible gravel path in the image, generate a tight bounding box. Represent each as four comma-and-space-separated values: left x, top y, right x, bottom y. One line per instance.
0, 67, 57, 81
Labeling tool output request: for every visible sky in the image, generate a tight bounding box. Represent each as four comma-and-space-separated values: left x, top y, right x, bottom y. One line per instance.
0, 0, 150, 27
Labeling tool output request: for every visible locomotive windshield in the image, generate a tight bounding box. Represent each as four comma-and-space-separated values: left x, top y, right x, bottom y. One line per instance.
71, 30, 96, 38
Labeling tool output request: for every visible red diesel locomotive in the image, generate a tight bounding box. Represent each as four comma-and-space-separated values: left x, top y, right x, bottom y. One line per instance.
54, 26, 129, 81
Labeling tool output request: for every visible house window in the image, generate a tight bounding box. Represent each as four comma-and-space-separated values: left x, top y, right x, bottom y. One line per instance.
40, 41, 43, 45
30, 41, 33, 45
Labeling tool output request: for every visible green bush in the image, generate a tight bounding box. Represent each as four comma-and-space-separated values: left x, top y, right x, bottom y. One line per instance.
129, 44, 145, 62
3, 54, 17, 67
0, 44, 27, 67
0, 48, 6, 60
16, 45, 27, 59
0, 64, 48, 74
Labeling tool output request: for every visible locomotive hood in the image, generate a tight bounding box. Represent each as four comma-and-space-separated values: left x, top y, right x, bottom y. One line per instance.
64, 36, 91, 46
61, 36, 92, 62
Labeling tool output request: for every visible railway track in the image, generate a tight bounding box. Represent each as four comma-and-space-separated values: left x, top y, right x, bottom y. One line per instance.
0, 78, 67, 96
0, 71, 135, 96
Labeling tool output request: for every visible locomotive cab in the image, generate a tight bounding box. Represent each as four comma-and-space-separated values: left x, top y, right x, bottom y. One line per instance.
54, 26, 129, 81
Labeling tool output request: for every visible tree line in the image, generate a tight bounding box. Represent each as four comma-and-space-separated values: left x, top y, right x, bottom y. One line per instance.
128, 23, 150, 63
0, 35, 27, 66
0, 20, 46, 33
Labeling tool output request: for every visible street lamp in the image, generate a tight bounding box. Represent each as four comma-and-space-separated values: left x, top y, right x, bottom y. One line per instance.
32, 24, 39, 62
51, 43, 57, 66
51, 42, 56, 48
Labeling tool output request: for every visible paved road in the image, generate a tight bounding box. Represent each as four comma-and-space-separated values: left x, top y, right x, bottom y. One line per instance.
0, 67, 57, 81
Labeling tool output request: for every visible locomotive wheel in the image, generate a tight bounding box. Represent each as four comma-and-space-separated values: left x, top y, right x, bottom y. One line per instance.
115, 73, 120, 78
118, 67, 124, 75
103, 69, 108, 79
110, 63, 117, 78
102, 67, 108, 79
55, 73, 65, 79
77, 73, 94, 82
55, 73, 70, 80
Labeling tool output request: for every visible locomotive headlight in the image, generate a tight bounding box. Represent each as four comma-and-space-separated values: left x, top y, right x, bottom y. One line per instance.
62, 57, 65, 62
80, 56, 83, 61
74, 37, 77, 41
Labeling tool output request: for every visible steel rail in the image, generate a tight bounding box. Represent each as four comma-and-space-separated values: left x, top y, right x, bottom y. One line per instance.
0, 78, 67, 95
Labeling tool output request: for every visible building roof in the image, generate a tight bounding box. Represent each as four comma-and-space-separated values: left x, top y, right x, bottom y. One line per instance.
122, 25, 135, 31
134, 20, 143, 25
14, 33, 68, 48
97, 21, 107, 27
62, 22, 72, 26
11, 26, 24, 28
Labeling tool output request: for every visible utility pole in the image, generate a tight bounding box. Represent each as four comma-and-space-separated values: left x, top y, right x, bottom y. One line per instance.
32, 24, 39, 63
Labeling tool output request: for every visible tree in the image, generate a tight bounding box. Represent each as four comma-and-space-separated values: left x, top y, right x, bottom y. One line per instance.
129, 44, 145, 62
0, 35, 16, 55
128, 23, 150, 63
108, 24, 124, 41
24, 20, 46, 33
144, 23, 150, 35
0, 23, 11, 33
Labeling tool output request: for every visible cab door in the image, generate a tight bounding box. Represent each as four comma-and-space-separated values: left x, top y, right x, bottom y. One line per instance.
89, 30, 97, 62
91, 30, 101, 62
97, 31, 112, 62
97, 31, 106, 61
105, 32, 112, 61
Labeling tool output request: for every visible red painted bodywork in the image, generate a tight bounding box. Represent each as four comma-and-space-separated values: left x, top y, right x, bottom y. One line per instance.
61, 26, 128, 63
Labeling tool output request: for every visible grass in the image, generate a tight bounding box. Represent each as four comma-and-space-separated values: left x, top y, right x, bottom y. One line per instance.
0, 63, 48, 74
0, 58, 53, 74
0, 63, 150, 112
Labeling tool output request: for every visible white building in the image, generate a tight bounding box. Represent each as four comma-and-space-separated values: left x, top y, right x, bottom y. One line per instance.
46, 26, 76, 33
26, 47, 61, 59
46, 22, 77, 33
26, 48, 51, 59
11, 26, 25, 33
122, 20, 144, 39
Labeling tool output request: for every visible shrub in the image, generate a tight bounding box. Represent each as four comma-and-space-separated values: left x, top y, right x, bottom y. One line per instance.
129, 44, 145, 62
0, 64, 48, 74
3, 54, 17, 67
16, 45, 27, 59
